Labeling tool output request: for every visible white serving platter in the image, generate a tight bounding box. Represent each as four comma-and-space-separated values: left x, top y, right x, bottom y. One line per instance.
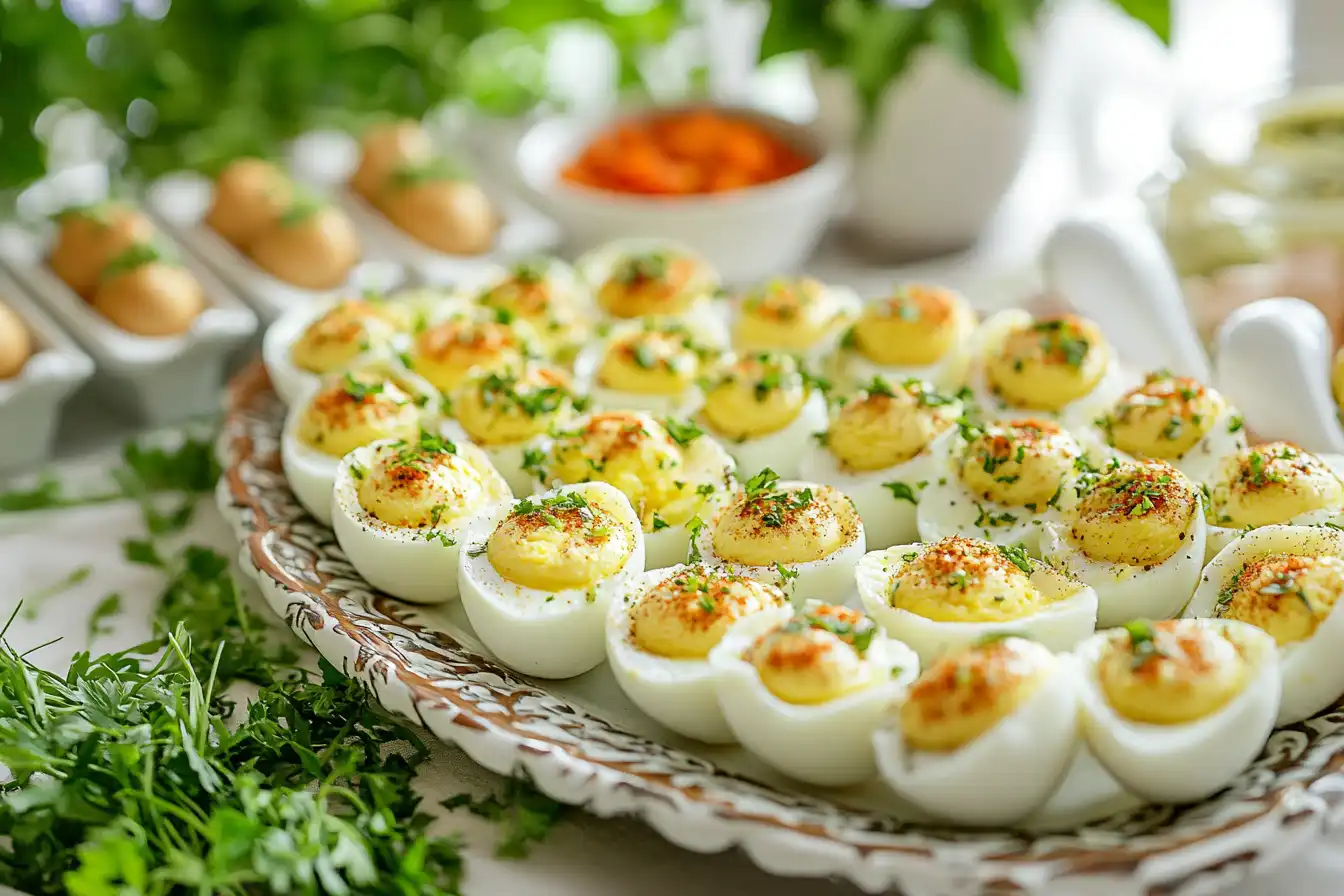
0, 266, 95, 471
215, 224, 1344, 894
144, 173, 406, 326
0, 219, 255, 426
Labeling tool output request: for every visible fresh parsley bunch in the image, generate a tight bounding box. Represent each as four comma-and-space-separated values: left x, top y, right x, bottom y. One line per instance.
0, 435, 564, 894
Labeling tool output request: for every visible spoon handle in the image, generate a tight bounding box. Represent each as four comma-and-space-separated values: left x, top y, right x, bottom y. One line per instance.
1043, 209, 1211, 382
1215, 296, 1344, 453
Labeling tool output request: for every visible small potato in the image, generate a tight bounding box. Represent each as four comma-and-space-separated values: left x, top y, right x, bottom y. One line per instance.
92, 247, 206, 337
380, 173, 498, 256
47, 203, 156, 299
349, 119, 432, 200
249, 202, 360, 290
0, 300, 34, 379
205, 157, 294, 251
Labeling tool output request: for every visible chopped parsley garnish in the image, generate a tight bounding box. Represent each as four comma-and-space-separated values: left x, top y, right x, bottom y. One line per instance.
1227, 415, 1245, 434
651, 513, 670, 531
342, 372, 385, 402
685, 516, 707, 563
1123, 619, 1164, 669
784, 611, 877, 655
697, 594, 716, 614
662, 417, 703, 447
511, 491, 591, 520
975, 630, 1028, 647
997, 543, 1033, 574
883, 481, 917, 504
773, 561, 799, 583
613, 251, 668, 284
864, 376, 896, 398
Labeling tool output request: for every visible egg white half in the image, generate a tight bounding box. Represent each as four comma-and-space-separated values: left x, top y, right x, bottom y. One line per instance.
874, 653, 1080, 826
854, 544, 1098, 666
331, 439, 511, 603
457, 481, 645, 679
708, 604, 920, 786
1202, 454, 1344, 562
694, 480, 867, 606
1187, 524, 1344, 725
797, 427, 946, 553
698, 386, 829, 481
1039, 493, 1207, 628
965, 309, 1130, 425
605, 564, 781, 743
1074, 620, 1280, 803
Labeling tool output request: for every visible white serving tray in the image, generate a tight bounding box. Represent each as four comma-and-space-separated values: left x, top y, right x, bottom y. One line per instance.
0, 219, 256, 426
144, 173, 406, 325
0, 267, 95, 471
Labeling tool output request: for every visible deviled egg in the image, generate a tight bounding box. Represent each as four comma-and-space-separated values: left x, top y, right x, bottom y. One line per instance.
968, 311, 1126, 423
798, 377, 962, 550
1202, 443, 1344, 559
695, 351, 828, 479
709, 602, 919, 786
408, 308, 537, 393
855, 536, 1097, 664
264, 295, 410, 406
606, 563, 789, 742
693, 469, 865, 603
1088, 371, 1247, 484
874, 636, 1078, 826
1187, 524, 1344, 725
524, 410, 735, 570
450, 365, 587, 495
331, 430, 511, 603
730, 276, 859, 362
1075, 618, 1279, 803
458, 482, 645, 678
474, 257, 590, 363
579, 240, 722, 339
281, 366, 435, 524
576, 319, 711, 415
841, 284, 977, 390
917, 418, 1085, 554
1041, 460, 1206, 627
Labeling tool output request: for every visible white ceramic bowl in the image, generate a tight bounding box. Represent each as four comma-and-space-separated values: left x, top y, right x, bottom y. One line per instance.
0, 266, 94, 471
511, 104, 848, 285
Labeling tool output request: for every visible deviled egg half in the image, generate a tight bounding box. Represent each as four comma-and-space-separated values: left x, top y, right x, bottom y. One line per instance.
799, 377, 962, 550
693, 469, 866, 604
332, 429, 511, 603
578, 240, 723, 340
874, 636, 1078, 826
1202, 443, 1344, 560
473, 256, 590, 364
1075, 618, 1279, 803
407, 306, 539, 394
917, 418, 1086, 554
264, 295, 410, 406
709, 601, 919, 786
1088, 371, 1247, 485
281, 365, 436, 525
606, 563, 789, 743
524, 410, 735, 570
1041, 460, 1206, 627
458, 482, 645, 678
730, 276, 859, 363
855, 536, 1097, 665
695, 351, 828, 479
575, 319, 712, 415
841, 283, 977, 391
968, 311, 1126, 423
1187, 524, 1344, 725
448, 364, 587, 495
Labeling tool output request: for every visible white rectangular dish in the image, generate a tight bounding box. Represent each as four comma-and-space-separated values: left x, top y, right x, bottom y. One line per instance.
0, 267, 95, 471
144, 173, 407, 325
0, 221, 257, 426
334, 187, 561, 286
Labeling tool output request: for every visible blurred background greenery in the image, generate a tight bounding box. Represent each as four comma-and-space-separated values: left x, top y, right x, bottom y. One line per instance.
0, 0, 690, 195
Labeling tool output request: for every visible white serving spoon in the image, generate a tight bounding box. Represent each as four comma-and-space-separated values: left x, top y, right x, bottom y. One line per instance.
1042, 209, 1212, 382
1214, 297, 1344, 454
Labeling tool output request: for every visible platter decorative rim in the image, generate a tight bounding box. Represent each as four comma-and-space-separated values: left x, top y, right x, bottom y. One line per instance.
217, 360, 1344, 896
